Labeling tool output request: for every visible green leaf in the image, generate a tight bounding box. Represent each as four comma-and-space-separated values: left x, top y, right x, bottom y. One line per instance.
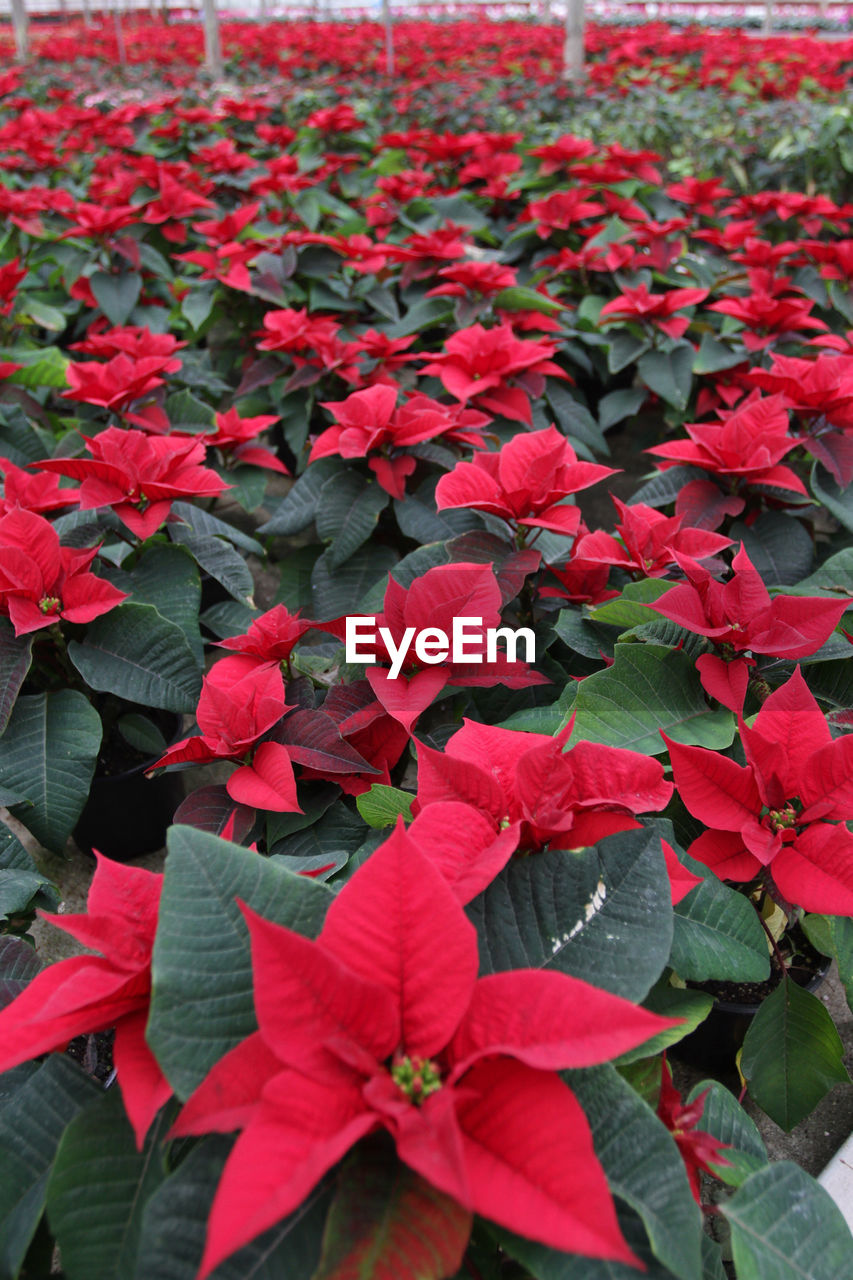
2, 691, 102, 854
169, 501, 262, 556
258, 459, 341, 536
168, 525, 255, 607
723, 1161, 853, 1279
547, 382, 608, 457
686, 1080, 768, 1187
802, 914, 853, 1014
165, 389, 216, 434
811, 461, 853, 536
0, 1057, 100, 1280
692, 334, 744, 375
586, 579, 673, 630
790, 546, 853, 599
148, 826, 331, 1097
568, 1065, 703, 1280
46, 1091, 170, 1280
0, 868, 59, 925
316, 471, 389, 569
310, 545, 398, 619
356, 785, 414, 829
615, 983, 714, 1065
0, 620, 32, 737
181, 283, 217, 333
133, 1137, 333, 1280
607, 332, 650, 375
68, 602, 202, 714
117, 713, 169, 757
468, 828, 673, 1003
670, 868, 770, 984
4, 346, 69, 390
637, 345, 694, 412
495, 1206, 683, 1280
741, 979, 850, 1131
597, 387, 647, 431
111, 544, 203, 663
566, 644, 735, 755
90, 271, 142, 327
315, 1135, 470, 1280
0, 934, 42, 1004
730, 513, 813, 587
493, 285, 563, 315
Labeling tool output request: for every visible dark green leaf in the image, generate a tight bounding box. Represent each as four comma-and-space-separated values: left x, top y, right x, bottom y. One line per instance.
2, 692, 101, 854
90, 272, 142, 327
316, 471, 389, 569
468, 829, 673, 1003
637, 345, 694, 412
68, 602, 202, 713
741, 979, 850, 1131
723, 1161, 853, 1279
567, 643, 735, 755
686, 1080, 768, 1187
0, 621, 32, 737
0, 1057, 99, 1280
148, 826, 331, 1097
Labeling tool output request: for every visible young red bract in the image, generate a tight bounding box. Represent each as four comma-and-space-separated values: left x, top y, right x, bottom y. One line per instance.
420, 323, 569, 424
172, 828, 675, 1278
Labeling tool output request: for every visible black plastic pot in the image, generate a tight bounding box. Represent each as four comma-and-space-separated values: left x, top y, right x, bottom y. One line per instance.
73, 715, 185, 862
672, 960, 830, 1075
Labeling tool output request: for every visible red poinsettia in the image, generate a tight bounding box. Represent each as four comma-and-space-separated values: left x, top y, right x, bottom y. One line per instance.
664, 668, 853, 913
33, 426, 228, 539
573, 496, 731, 578
172, 827, 674, 1278
149, 654, 299, 813
657, 1058, 730, 1202
216, 604, 314, 672
436, 425, 616, 538
599, 284, 708, 340
0, 507, 127, 636
420, 323, 569, 424
319, 563, 547, 732
650, 545, 849, 712
415, 718, 672, 853
0, 456, 80, 516
646, 394, 805, 497
198, 409, 289, 474
0, 855, 170, 1148
61, 351, 182, 420
308, 384, 487, 498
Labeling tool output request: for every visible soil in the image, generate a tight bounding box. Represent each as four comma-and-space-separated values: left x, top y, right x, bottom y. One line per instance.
65, 1030, 114, 1085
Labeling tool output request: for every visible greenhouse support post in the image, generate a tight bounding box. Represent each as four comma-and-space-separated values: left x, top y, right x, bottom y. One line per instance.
203, 0, 224, 78
11, 0, 28, 60
563, 0, 585, 81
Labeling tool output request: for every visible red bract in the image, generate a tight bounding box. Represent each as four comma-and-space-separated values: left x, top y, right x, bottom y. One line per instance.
150, 654, 299, 813
573, 496, 731, 578
0, 855, 169, 1148
202, 409, 289, 474
708, 270, 829, 350
650, 545, 849, 711
664, 668, 853, 913
420, 323, 569, 424
173, 828, 674, 1278
321, 563, 547, 732
61, 351, 182, 426
309, 384, 487, 497
599, 284, 708, 340
33, 426, 228, 539
0, 456, 80, 516
68, 325, 187, 361
436, 424, 616, 537
415, 718, 672, 853
216, 604, 313, 670
657, 1058, 730, 1202
646, 394, 805, 496
0, 255, 25, 314
0, 507, 126, 636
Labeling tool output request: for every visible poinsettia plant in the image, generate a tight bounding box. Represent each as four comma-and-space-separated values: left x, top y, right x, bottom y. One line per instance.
3, 17, 853, 1280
